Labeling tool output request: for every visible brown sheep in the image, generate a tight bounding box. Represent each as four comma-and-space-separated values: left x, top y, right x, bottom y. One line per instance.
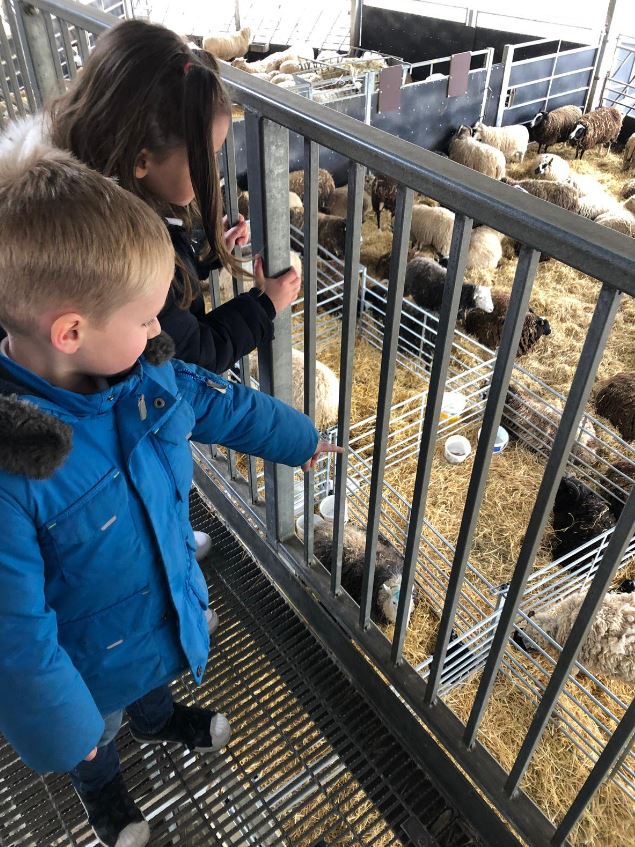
528, 105, 583, 153
569, 107, 623, 159
328, 184, 372, 219
239, 189, 303, 219
505, 178, 581, 214
595, 372, 635, 443
371, 174, 398, 227
621, 179, 635, 200
605, 458, 635, 518
289, 168, 335, 211
289, 209, 347, 258
464, 291, 551, 357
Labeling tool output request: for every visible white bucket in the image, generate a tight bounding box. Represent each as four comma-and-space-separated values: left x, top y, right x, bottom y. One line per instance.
319, 494, 349, 523
444, 435, 472, 464
478, 425, 509, 454
440, 391, 467, 424
295, 513, 325, 538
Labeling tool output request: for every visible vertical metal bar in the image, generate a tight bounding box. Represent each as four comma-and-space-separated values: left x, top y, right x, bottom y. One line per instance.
479, 47, 494, 121
244, 109, 294, 543
331, 161, 365, 596
16, 2, 61, 103
391, 214, 473, 663
350, 0, 362, 52
496, 43, 514, 126
425, 245, 540, 704
3, 0, 38, 111
58, 18, 76, 79
42, 13, 64, 82
303, 139, 319, 565
363, 70, 375, 124
77, 27, 90, 65
585, 0, 619, 111
233, 0, 241, 31
465, 283, 622, 747
359, 185, 413, 628
551, 696, 635, 846
506, 487, 635, 795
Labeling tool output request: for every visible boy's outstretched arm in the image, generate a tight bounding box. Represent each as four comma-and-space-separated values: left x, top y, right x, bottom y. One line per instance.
0, 493, 104, 773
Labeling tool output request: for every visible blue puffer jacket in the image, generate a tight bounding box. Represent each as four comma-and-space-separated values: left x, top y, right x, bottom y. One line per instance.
0, 352, 318, 775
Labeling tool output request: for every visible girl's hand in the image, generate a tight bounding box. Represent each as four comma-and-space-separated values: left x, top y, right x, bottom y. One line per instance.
253, 254, 301, 315
302, 441, 344, 472
84, 747, 98, 762
223, 214, 250, 251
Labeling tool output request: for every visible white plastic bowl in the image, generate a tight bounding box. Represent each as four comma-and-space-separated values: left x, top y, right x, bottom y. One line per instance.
478, 425, 509, 454
295, 513, 325, 538
444, 435, 472, 464
440, 391, 467, 424
319, 494, 349, 523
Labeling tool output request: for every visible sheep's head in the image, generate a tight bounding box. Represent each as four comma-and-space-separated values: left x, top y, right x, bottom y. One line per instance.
569, 123, 587, 142
555, 476, 585, 512
377, 575, 414, 625
455, 125, 473, 140
474, 285, 494, 313
529, 111, 547, 128
537, 316, 551, 337
534, 155, 554, 175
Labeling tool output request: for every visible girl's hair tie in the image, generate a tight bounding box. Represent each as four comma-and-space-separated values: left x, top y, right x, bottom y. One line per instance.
183, 61, 192, 75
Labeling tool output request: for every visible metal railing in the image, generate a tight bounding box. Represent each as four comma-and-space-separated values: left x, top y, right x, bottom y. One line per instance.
601, 33, 635, 117
1, 1, 635, 845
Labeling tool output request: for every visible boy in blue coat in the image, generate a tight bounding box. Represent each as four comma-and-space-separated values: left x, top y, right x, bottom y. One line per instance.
0, 135, 336, 847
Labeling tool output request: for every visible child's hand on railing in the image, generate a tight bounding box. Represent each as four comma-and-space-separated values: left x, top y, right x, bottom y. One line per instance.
223, 214, 250, 251
253, 254, 301, 315
302, 441, 344, 472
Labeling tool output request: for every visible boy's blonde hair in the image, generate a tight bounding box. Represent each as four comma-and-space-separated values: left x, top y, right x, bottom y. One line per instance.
0, 118, 174, 334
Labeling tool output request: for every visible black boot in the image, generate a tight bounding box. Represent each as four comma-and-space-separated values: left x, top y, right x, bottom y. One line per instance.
130, 702, 231, 752
78, 773, 149, 847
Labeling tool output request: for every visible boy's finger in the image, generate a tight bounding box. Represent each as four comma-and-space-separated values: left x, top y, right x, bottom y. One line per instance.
84, 747, 98, 762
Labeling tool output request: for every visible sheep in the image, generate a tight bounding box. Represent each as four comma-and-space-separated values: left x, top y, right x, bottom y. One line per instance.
514, 586, 635, 685
268, 73, 296, 88
528, 105, 583, 153
248, 348, 339, 431
569, 107, 623, 159
605, 458, 635, 519
289, 168, 335, 212
290, 209, 348, 258
312, 521, 415, 625
621, 179, 635, 200
238, 189, 303, 219
410, 204, 456, 257
595, 209, 635, 237
551, 476, 616, 563
567, 173, 621, 220
465, 291, 551, 357
472, 121, 529, 162
624, 196, 635, 216
624, 133, 635, 171
371, 174, 398, 227
505, 178, 581, 214
448, 125, 506, 181
328, 184, 371, 219
217, 250, 302, 304
532, 153, 570, 181
466, 226, 505, 272
404, 257, 493, 318
502, 388, 598, 464
595, 373, 635, 443
202, 27, 251, 60
232, 43, 313, 75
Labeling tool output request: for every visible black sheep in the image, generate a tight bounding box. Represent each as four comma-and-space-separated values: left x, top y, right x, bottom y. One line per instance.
552, 476, 617, 564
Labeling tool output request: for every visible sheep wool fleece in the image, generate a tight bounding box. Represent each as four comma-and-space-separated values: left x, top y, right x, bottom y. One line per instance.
0, 355, 318, 776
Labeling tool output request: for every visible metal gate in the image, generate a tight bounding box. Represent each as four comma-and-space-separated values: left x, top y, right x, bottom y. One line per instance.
1, 2, 634, 846
602, 33, 635, 117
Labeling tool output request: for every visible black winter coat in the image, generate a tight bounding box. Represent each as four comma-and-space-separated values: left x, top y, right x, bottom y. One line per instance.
161, 220, 276, 372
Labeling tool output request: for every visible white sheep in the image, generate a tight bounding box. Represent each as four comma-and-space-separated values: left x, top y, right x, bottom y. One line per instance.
532, 153, 570, 181
249, 348, 339, 431
268, 73, 296, 88
233, 43, 313, 75
466, 226, 505, 272
449, 126, 506, 180
567, 173, 620, 220
624, 133, 635, 171
515, 587, 635, 685
203, 27, 251, 60
623, 196, 635, 216
472, 121, 529, 162
410, 204, 456, 258
595, 209, 635, 237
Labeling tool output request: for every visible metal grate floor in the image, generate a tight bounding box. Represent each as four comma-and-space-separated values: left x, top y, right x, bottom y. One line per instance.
0, 492, 481, 847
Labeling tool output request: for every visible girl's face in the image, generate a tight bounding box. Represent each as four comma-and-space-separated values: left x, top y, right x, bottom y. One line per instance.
134, 113, 230, 207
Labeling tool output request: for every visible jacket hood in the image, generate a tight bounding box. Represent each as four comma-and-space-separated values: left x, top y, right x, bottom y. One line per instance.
0, 332, 175, 480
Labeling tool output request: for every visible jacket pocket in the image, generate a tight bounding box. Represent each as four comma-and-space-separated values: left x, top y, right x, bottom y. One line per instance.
151, 399, 196, 501
41, 469, 133, 586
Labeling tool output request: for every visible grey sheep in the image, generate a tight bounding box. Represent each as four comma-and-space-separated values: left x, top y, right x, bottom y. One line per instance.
239, 189, 303, 219
312, 521, 415, 625
449, 125, 506, 181
569, 107, 623, 160
551, 476, 616, 563
289, 168, 335, 211
528, 105, 583, 153
328, 184, 372, 219
505, 178, 581, 214
371, 174, 398, 227
290, 208, 348, 258
514, 584, 635, 684
595, 372, 635, 443
404, 257, 493, 318
464, 291, 551, 357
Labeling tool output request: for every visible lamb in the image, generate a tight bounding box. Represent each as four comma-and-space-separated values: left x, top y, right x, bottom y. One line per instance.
605, 459, 635, 519
371, 174, 398, 227
248, 348, 339, 430
551, 476, 616, 563
623, 196, 635, 216
448, 126, 506, 181
621, 179, 635, 200
465, 291, 551, 357
410, 204, 456, 257
514, 585, 635, 685
624, 133, 635, 171
569, 107, 623, 159
528, 105, 583, 153
466, 226, 505, 272
289, 168, 335, 212
532, 153, 570, 181
472, 121, 529, 162
328, 184, 371, 219
238, 189, 303, 219
505, 178, 581, 214
502, 388, 598, 463
595, 373, 635, 443
202, 27, 251, 60
404, 257, 493, 318
595, 209, 635, 237
312, 521, 415, 625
